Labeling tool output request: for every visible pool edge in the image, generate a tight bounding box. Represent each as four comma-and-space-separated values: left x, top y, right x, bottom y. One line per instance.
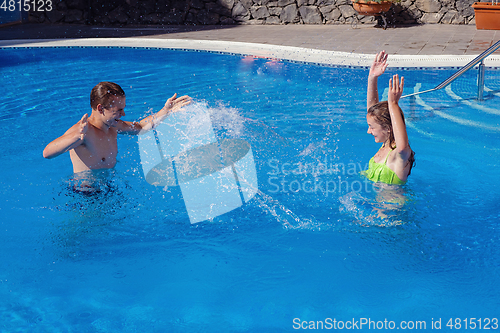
1, 38, 500, 68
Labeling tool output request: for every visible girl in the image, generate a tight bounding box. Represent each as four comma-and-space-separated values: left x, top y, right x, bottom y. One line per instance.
362, 51, 415, 184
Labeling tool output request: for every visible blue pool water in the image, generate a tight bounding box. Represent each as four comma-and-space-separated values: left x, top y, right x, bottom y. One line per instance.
1, 47, 499, 331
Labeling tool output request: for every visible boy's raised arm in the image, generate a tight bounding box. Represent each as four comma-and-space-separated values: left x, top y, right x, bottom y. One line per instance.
43, 114, 88, 159
118, 93, 192, 135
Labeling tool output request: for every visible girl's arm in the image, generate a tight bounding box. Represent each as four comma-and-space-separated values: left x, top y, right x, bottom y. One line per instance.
367, 51, 388, 111
388, 74, 411, 159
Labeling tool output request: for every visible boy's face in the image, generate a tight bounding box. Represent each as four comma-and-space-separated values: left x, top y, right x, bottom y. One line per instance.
99, 96, 126, 127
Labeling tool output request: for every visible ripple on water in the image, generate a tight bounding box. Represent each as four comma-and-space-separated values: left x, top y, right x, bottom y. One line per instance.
2, 47, 500, 330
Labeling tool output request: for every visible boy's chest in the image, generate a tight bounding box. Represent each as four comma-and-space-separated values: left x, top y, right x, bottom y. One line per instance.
86, 130, 118, 163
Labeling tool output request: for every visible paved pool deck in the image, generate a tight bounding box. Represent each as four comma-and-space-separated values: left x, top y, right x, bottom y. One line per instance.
1, 23, 500, 67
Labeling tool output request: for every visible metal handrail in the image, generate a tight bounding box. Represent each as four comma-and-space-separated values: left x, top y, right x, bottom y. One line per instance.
401, 39, 500, 99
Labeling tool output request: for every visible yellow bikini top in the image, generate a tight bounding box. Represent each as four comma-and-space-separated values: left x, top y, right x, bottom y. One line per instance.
361, 148, 405, 185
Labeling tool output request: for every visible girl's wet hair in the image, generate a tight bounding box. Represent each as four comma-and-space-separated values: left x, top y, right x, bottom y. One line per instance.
90, 81, 125, 110
368, 101, 416, 175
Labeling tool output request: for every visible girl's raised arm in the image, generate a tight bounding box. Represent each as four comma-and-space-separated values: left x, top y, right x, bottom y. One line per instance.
367, 51, 388, 111
388, 74, 411, 158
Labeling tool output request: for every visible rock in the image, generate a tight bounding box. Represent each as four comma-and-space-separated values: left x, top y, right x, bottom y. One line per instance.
64, 9, 83, 23
265, 15, 281, 23
66, 0, 86, 10
136, 0, 154, 13
241, 0, 254, 9
56, 1, 67, 11
126, 0, 139, 6
319, 4, 335, 15
197, 10, 220, 23
456, 0, 475, 16
46, 10, 65, 23
269, 6, 283, 15
185, 11, 197, 22
233, 11, 251, 21
299, 6, 323, 23
451, 16, 465, 24
163, 11, 185, 24
94, 15, 110, 24
415, 0, 441, 13
189, 0, 205, 9
251, 5, 270, 19
408, 5, 423, 19
323, 8, 341, 21
108, 6, 128, 24
317, 0, 336, 4
339, 4, 356, 17
36, 0, 477, 27
278, 0, 295, 6
242, 18, 265, 24
206, 2, 232, 16
400, 11, 415, 22
217, 0, 235, 10
420, 12, 442, 23
232, 2, 249, 16
220, 17, 236, 24
280, 3, 299, 23
34, 14, 46, 23
143, 13, 161, 24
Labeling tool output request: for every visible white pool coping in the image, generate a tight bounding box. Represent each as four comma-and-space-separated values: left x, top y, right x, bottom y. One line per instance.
1, 37, 500, 68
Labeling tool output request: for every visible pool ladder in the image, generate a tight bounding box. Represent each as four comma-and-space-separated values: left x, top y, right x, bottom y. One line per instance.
401, 39, 500, 101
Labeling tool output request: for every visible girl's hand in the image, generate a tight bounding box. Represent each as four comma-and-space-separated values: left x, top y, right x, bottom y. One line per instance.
388, 74, 404, 104
369, 51, 388, 78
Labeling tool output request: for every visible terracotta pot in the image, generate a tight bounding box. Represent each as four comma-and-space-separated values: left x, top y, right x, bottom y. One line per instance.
352, 1, 392, 16
472, 2, 500, 30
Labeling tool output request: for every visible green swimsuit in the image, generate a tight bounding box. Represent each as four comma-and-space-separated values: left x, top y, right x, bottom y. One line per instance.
361, 148, 406, 185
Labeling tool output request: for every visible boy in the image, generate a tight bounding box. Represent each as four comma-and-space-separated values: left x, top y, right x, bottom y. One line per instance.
43, 81, 191, 174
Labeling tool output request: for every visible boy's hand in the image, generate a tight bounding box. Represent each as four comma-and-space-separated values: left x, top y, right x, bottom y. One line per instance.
79, 114, 88, 140
388, 74, 404, 104
369, 51, 388, 78
163, 93, 192, 114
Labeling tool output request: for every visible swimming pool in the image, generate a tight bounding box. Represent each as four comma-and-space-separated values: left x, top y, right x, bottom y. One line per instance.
1, 45, 499, 331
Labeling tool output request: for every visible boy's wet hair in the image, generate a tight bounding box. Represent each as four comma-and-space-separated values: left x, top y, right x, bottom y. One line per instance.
90, 82, 125, 110
368, 101, 416, 175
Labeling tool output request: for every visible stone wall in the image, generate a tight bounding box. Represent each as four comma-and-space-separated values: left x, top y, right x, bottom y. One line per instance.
30, 0, 477, 26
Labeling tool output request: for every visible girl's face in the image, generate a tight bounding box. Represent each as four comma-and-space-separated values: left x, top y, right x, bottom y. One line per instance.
366, 114, 389, 144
